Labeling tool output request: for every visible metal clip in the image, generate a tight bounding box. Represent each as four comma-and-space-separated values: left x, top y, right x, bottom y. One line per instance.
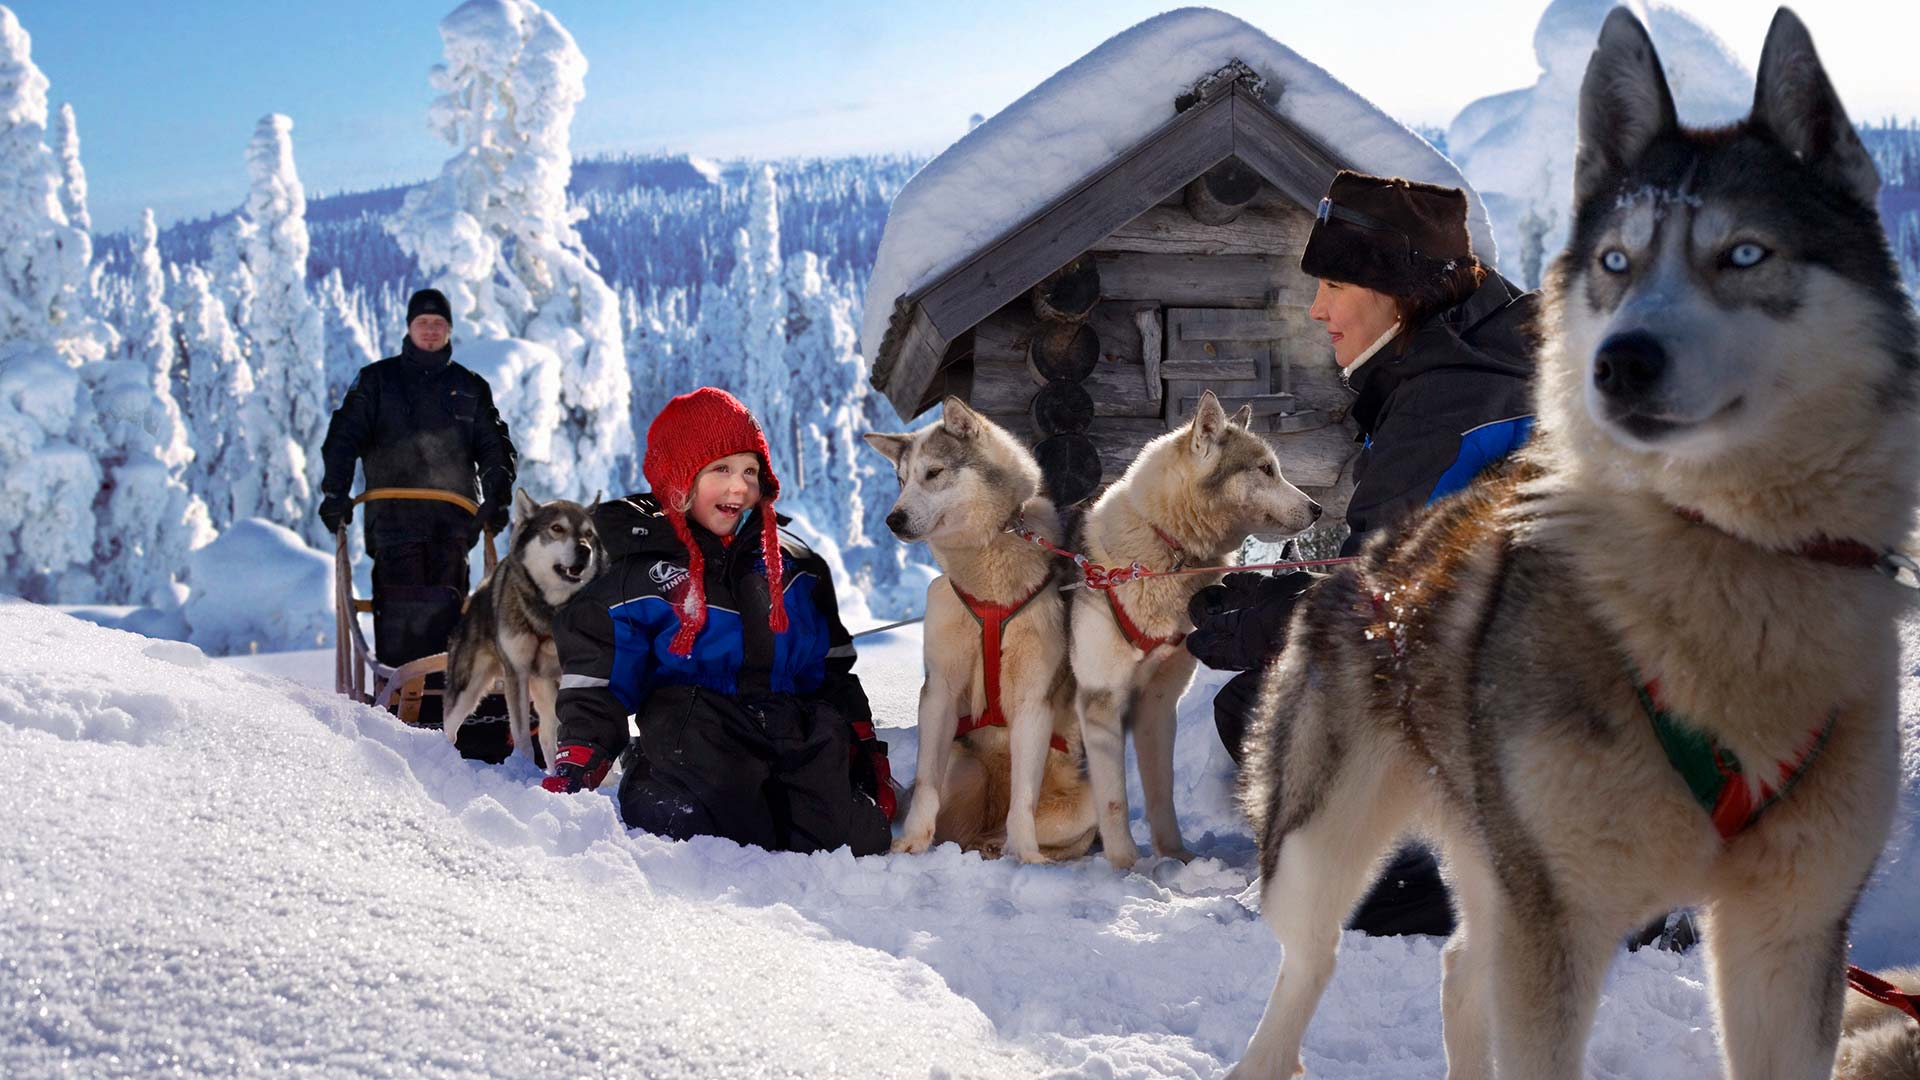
1876, 551, 1920, 589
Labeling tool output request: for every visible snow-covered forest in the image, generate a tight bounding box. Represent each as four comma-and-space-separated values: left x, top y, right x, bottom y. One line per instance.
3, 0, 1920, 650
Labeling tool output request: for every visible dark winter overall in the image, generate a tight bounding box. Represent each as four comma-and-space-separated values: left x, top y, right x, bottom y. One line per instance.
319, 337, 517, 725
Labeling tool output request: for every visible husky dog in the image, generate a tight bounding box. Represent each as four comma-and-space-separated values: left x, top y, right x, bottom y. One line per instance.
865, 397, 1095, 863
1232, 10, 1920, 1078
443, 490, 605, 768
1071, 390, 1320, 868
1833, 968, 1920, 1080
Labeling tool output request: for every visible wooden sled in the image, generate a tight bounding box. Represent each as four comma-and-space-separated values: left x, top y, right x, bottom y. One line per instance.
333, 487, 499, 726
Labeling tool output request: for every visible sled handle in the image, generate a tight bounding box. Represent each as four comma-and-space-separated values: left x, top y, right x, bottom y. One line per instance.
350, 487, 499, 570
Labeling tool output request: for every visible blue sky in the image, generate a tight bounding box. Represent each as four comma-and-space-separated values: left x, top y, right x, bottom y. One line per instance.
11, 0, 1917, 233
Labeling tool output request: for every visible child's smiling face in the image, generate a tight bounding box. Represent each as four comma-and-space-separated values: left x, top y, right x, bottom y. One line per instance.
688, 452, 763, 536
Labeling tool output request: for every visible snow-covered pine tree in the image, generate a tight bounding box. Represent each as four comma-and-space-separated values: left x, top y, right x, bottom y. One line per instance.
388, 0, 630, 498
77, 207, 210, 607
0, 6, 100, 601
51, 101, 86, 233
240, 114, 327, 543
0, 8, 107, 368
314, 268, 377, 406
173, 264, 264, 531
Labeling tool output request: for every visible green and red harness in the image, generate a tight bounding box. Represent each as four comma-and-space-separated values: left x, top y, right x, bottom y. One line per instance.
1640, 509, 1920, 1023
1636, 677, 1834, 841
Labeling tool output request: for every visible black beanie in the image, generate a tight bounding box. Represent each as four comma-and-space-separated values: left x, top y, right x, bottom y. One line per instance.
406, 288, 453, 325
1299, 171, 1476, 296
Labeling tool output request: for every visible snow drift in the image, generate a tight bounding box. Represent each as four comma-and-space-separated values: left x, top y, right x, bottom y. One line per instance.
7, 597, 1918, 1076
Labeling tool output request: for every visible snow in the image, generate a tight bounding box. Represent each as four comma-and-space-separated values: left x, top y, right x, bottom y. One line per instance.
178, 518, 333, 655
1445, 0, 1752, 285
860, 6, 1495, 367
7, 596, 1916, 1076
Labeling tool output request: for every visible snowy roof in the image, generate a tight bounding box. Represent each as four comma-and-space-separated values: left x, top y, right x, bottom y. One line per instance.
861, 7, 1495, 417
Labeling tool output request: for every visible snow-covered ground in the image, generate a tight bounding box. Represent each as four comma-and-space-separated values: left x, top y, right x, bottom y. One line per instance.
4, 596, 1916, 1077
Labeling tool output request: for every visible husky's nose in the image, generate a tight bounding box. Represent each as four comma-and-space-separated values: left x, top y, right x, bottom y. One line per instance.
573, 541, 592, 567
1308, 501, 1323, 521
885, 509, 909, 536
1593, 331, 1668, 401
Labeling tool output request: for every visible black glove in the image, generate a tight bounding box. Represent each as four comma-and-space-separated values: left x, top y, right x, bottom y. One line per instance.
1186, 571, 1320, 672
471, 499, 512, 546
318, 493, 353, 534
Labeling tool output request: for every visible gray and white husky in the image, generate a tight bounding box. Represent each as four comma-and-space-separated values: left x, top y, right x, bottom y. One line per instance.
443, 490, 604, 769
1071, 390, 1320, 869
1232, 9, 1920, 1079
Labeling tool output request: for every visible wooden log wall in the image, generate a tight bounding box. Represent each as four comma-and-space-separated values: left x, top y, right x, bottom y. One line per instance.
963, 184, 1359, 500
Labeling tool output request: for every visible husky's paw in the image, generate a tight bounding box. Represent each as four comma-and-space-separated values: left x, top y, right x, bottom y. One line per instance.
1156, 846, 1197, 864
891, 829, 934, 855
1103, 838, 1141, 870
1008, 843, 1048, 865
1226, 1053, 1302, 1079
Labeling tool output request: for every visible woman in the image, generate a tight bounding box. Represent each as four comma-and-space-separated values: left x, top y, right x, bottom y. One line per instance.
1188, 171, 1537, 935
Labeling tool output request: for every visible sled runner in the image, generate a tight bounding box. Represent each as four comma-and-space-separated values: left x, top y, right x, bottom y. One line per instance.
333, 487, 498, 725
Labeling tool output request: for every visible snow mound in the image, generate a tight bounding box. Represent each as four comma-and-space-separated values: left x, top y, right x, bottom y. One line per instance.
181, 518, 334, 655
1445, 0, 1752, 283
4, 596, 1916, 1076
861, 6, 1493, 367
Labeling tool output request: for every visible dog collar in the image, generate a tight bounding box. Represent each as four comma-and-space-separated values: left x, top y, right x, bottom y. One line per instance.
1672, 506, 1920, 586
1149, 524, 1189, 571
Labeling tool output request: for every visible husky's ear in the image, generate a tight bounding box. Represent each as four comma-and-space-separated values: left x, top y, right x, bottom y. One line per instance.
862, 431, 912, 466
1232, 404, 1254, 430
1187, 391, 1229, 455
1574, 7, 1678, 207
941, 395, 980, 440
1751, 8, 1879, 207
513, 487, 538, 523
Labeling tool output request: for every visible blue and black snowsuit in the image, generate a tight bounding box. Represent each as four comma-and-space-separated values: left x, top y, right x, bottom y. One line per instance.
550, 494, 892, 856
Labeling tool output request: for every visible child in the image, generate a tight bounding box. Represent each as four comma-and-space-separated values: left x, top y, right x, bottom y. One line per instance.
542, 388, 893, 857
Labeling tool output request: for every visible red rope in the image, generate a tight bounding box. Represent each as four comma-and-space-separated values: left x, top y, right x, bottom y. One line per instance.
1849, 964, 1920, 1023
1003, 520, 1360, 591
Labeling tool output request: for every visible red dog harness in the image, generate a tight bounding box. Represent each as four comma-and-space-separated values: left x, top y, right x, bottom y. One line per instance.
950, 581, 1069, 755
1104, 525, 1190, 655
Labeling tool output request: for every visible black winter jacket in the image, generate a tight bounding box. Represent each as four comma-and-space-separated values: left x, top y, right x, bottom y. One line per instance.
1186, 274, 1538, 672
1340, 273, 1537, 554
551, 495, 878, 772
318, 338, 517, 546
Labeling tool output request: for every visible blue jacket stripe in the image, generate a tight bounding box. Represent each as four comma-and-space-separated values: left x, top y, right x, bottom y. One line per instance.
1427, 415, 1535, 504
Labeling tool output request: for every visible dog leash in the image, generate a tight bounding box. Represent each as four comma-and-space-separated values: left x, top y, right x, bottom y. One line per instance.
1002, 519, 1361, 592
1848, 965, 1920, 1023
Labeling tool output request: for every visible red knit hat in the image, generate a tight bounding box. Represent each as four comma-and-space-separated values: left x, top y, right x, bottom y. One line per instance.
643, 387, 787, 656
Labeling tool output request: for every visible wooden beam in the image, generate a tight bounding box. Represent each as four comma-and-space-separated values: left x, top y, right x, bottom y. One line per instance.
1094, 202, 1313, 257
1229, 86, 1350, 210
916, 91, 1235, 341
874, 303, 952, 419
973, 311, 1162, 420
1092, 251, 1314, 308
